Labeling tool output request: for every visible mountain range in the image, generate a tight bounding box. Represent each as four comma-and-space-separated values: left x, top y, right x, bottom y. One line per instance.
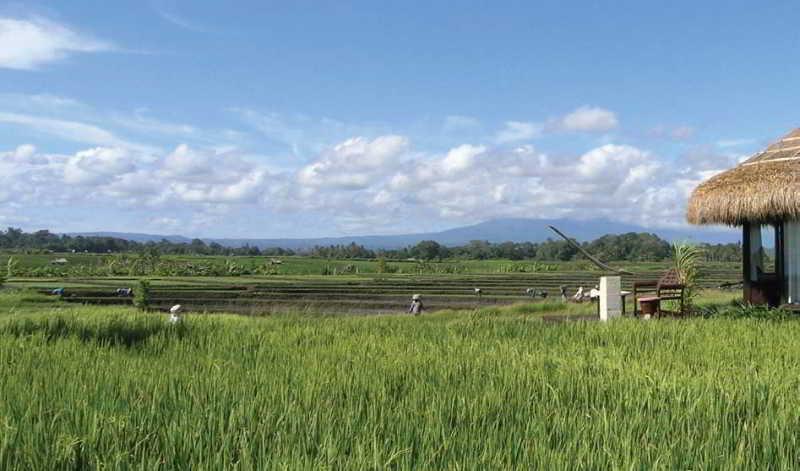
71, 218, 740, 250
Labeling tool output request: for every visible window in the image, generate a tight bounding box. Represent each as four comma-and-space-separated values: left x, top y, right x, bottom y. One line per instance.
785, 221, 800, 304
748, 224, 776, 281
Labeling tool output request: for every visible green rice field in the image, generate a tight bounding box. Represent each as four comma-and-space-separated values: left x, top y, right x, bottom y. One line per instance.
0, 252, 738, 277
4, 258, 741, 315
2, 288, 799, 468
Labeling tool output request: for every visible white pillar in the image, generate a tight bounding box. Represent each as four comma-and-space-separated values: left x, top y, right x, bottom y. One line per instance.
599, 276, 622, 321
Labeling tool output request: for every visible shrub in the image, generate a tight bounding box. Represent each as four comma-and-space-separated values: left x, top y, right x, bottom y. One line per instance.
698, 300, 795, 320
133, 279, 151, 312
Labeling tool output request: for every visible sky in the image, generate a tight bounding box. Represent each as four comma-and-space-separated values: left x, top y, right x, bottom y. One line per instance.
0, 0, 798, 238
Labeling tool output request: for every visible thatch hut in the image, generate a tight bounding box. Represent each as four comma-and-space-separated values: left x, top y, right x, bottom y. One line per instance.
687, 128, 800, 306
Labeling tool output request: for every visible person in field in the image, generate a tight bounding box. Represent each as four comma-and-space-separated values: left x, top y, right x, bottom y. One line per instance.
169, 304, 184, 323
408, 294, 423, 315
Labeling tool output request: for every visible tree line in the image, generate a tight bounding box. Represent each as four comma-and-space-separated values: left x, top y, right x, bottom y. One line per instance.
362, 233, 741, 262
0, 228, 741, 262
0, 228, 292, 257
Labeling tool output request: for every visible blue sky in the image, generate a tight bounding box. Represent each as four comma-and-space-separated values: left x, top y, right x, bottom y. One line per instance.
0, 1, 797, 238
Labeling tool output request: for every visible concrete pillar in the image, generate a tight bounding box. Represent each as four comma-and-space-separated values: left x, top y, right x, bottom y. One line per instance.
599, 276, 622, 322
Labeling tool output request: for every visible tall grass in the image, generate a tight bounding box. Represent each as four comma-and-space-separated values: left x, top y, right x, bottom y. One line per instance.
1, 301, 799, 468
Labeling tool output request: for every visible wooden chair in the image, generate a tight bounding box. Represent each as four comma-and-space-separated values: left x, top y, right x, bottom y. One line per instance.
633, 268, 685, 317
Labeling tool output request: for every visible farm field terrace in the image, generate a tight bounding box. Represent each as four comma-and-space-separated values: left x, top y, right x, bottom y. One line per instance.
0, 289, 797, 468
0, 253, 740, 276
3, 257, 742, 315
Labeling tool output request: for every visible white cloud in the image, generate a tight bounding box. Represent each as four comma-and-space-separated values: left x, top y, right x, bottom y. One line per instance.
577, 144, 653, 179
63, 147, 135, 185
0, 142, 277, 214
158, 145, 270, 203
231, 108, 386, 156
0, 17, 113, 70
162, 144, 215, 179
679, 146, 746, 174
0, 111, 156, 153
0, 104, 723, 236
559, 106, 618, 132
0, 135, 714, 235
493, 107, 618, 145
12, 143, 36, 159
440, 144, 486, 173
297, 135, 409, 189
0, 93, 246, 153
495, 121, 541, 143
354, 141, 700, 230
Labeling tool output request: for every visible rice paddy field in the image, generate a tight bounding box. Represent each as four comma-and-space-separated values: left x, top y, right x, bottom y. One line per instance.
4, 257, 741, 315
0, 252, 737, 276
3, 287, 800, 468
4, 257, 781, 468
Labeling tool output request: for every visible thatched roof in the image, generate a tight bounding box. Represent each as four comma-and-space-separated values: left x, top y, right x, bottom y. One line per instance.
687, 128, 800, 226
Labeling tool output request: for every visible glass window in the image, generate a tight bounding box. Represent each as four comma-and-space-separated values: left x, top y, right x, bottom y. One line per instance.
749, 224, 776, 281
785, 221, 800, 304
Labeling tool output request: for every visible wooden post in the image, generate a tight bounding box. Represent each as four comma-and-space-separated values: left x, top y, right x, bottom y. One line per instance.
776, 221, 786, 304
743, 223, 752, 303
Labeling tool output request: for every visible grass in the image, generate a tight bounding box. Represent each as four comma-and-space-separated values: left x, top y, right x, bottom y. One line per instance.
2, 288, 798, 468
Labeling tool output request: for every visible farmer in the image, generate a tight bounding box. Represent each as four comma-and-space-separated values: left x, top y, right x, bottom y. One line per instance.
408, 294, 424, 316
115, 287, 133, 297
169, 304, 184, 324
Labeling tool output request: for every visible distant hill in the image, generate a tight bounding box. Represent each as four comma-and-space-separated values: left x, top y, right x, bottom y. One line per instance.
69, 218, 740, 250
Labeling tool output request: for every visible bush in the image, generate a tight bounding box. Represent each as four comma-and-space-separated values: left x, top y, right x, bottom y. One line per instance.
698, 300, 795, 320
133, 279, 151, 312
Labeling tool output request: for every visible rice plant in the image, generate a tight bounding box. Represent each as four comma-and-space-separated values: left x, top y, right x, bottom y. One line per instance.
1, 296, 800, 468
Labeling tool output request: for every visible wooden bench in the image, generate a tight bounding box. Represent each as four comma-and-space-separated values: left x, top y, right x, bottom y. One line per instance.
633, 268, 685, 317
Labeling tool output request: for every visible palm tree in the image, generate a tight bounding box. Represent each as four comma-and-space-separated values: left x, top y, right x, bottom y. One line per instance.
673, 242, 703, 312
